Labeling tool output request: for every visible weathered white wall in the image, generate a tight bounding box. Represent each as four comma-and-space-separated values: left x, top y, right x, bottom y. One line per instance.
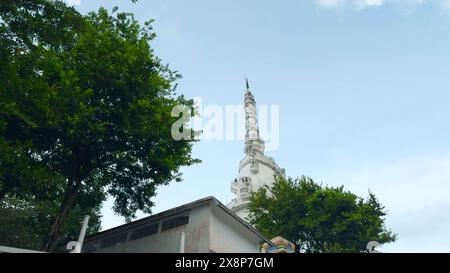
209, 205, 261, 253
183, 205, 210, 253
84, 199, 264, 253
94, 225, 183, 253
91, 205, 210, 253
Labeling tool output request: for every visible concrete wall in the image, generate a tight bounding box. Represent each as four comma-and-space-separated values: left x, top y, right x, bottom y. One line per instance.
83, 199, 264, 253
85, 205, 211, 253
94, 225, 184, 253
209, 205, 261, 253
183, 205, 210, 253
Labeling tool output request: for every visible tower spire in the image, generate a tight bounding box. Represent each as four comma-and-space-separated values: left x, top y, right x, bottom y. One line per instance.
228, 79, 284, 220
244, 79, 264, 156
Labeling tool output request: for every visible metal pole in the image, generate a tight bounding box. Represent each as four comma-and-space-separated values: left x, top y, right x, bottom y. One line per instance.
77, 215, 90, 248
180, 231, 185, 253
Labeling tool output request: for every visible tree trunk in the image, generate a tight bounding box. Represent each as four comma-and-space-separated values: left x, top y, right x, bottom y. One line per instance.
42, 186, 79, 252
0, 181, 13, 201
0, 188, 8, 201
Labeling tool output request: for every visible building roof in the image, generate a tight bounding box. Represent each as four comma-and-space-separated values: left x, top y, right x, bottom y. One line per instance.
84, 196, 272, 246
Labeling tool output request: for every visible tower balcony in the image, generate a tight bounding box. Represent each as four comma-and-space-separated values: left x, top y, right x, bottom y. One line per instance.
231, 177, 252, 194
227, 194, 251, 209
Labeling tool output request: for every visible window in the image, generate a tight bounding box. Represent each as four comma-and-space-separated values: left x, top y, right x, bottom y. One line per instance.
176, 215, 189, 226
83, 241, 99, 253
100, 233, 127, 249
161, 218, 176, 231
161, 215, 189, 231
240, 177, 251, 184
129, 223, 159, 241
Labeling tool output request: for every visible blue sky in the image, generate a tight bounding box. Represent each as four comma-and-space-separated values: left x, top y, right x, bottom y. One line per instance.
69, 0, 450, 252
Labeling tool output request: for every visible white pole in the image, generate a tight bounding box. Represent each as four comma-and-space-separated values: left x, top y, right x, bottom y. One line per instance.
67, 215, 90, 253
77, 215, 90, 248
180, 231, 185, 253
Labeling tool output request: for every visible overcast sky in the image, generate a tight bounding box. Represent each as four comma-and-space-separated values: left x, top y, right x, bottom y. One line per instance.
69, 0, 450, 252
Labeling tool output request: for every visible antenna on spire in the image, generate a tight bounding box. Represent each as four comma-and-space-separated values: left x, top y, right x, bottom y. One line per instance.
246, 78, 250, 90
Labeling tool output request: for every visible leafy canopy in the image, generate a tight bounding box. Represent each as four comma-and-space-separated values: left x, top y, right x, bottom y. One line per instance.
35, 7, 199, 219
248, 176, 396, 253
1, 0, 199, 251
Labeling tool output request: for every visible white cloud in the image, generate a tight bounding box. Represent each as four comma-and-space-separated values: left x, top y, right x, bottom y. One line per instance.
315, 0, 450, 12
367, 0, 383, 5
65, 0, 81, 6
434, 0, 450, 10
316, 0, 343, 8
315, 0, 388, 10
319, 152, 450, 252
354, 0, 384, 10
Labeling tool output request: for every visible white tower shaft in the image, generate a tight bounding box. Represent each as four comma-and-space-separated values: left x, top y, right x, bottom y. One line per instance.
228, 79, 285, 220
244, 80, 265, 156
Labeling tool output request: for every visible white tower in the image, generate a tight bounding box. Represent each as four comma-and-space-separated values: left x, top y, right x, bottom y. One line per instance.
228, 79, 285, 220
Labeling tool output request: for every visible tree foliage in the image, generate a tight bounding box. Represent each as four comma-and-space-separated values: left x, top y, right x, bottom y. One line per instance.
0, 193, 102, 250
0, 0, 85, 201
1, 1, 199, 251
248, 176, 396, 253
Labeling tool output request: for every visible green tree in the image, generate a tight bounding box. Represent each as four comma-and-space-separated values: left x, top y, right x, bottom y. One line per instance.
1, 1, 199, 251
248, 176, 396, 253
0, 0, 86, 201
0, 1, 104, 250
0, 192, 103, 251
39, 7, 199, 251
